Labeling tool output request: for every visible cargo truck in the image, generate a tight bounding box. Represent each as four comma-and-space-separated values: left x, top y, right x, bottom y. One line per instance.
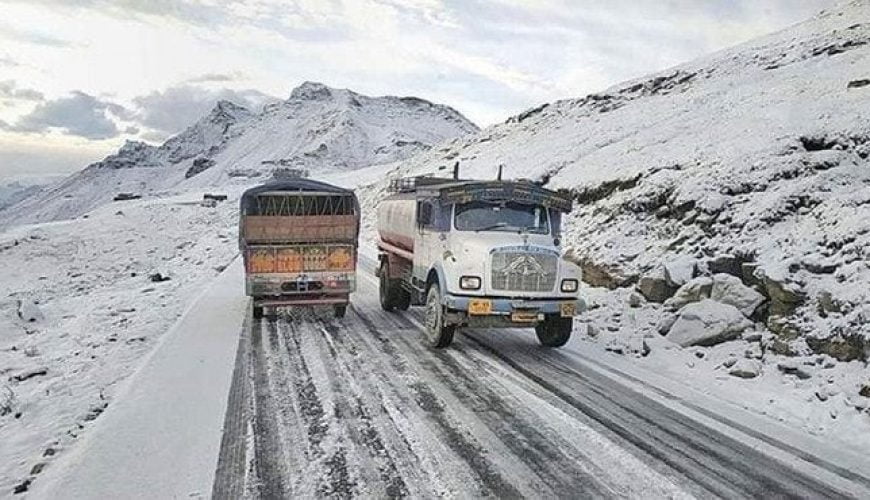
239, 180, 360, 319
377, 173, 584, 348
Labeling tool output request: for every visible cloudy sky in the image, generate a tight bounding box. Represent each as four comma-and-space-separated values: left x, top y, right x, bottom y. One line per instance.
0, 0, 832, 180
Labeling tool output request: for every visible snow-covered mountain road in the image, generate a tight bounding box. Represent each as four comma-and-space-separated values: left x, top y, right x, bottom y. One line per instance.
212, 261, 870, 499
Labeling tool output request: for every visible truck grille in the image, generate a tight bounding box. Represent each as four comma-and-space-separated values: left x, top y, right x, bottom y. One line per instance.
491, 251, 557, 293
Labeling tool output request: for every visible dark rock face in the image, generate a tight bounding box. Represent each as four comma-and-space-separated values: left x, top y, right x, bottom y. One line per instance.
185, 157, 216, 179
148, 273, 171, 283
806, 335, 869, 362
637, 273, 677, 303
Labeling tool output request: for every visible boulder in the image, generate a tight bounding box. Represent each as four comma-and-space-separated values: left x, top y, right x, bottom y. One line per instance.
776, 359, 814, 379
745, 343, 763, 360
817, 290, 842, 316
563, 251, 636, 289
710, 273, 765, 318
628, 292, 643, 308
707, 254, 743, 277
729, 358, 762, 379
636, 268, 677, 303
665, 276, 713, 309
17, 299, 44, 323
663, 255, 696, 287
762, 275, 804, 317
656, 313, 678, 335
1, 385, 15, 416
666, 299, 752, 347
605, 334, 649, 357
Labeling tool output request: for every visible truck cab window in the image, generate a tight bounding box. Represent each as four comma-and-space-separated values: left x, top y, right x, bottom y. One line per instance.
454, 201, 549, 234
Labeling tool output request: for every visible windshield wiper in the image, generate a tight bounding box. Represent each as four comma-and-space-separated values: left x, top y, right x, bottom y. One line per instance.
474, 222, 526, 232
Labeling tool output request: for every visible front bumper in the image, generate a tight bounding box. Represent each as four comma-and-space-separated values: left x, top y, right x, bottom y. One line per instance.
443, 294, 586, 316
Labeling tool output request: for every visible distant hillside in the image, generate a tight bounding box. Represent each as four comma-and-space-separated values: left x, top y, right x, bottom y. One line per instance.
0, 82, 477, 226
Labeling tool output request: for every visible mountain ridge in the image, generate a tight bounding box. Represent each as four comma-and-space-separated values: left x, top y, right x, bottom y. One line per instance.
0, 82, 478, 226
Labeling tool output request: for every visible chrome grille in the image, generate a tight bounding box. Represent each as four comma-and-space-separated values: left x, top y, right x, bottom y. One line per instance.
491, 251, 557, 292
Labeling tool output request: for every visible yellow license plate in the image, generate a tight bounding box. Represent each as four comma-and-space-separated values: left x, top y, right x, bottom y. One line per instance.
511, 311, 540, 323
560, 302, 576, 318
468, 299, 492, 315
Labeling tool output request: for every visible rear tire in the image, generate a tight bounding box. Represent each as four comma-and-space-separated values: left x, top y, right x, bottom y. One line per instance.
333, 304, 347, 318
535, 315, 573, 347
424, 283, 454, 348
379, 260, 411, 312
395, 289, 411, 311
252, 305, 264, 319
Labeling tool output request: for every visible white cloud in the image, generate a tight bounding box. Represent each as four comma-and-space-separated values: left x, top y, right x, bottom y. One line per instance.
5, 91, 124, 139
132, 84, 279, 139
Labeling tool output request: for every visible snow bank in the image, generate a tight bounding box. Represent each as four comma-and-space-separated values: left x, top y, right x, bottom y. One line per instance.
33, 259, 246, 499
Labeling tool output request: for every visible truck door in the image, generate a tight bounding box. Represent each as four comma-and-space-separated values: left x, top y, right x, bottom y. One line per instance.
415, 200, 449, 290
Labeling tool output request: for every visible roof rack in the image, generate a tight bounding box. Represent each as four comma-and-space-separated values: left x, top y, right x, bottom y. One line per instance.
388, 176, 458, 193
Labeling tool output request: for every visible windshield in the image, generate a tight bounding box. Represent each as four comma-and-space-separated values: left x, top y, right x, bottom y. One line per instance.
454, 201, 550, 234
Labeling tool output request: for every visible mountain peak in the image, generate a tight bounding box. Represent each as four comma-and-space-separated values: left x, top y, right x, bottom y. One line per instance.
209, 100, 251, 121
290, 81, 334, 101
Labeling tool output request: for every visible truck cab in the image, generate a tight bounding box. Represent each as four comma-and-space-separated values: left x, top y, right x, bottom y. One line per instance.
377, 177, 584, 348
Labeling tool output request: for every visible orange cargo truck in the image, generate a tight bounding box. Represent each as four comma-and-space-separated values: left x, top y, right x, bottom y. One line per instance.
239, 180, 360, 319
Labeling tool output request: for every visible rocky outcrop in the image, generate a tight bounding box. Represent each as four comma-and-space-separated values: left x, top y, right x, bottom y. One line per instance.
729, 359, 762, 379
663, 255, 696, 287
710, 274, 766, 318
636, 268, 677, 303
666, 299, 752, 347
565, 251, 637, 289
665, 276, 713, 310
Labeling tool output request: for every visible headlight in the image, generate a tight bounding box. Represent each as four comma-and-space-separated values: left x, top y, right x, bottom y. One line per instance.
561, 278, 578, 293
460, 276, 481, 290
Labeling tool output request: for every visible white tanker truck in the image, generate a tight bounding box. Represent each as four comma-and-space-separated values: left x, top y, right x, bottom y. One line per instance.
376, 173, 585, 348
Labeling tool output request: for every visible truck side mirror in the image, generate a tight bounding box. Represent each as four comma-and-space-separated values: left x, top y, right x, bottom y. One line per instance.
417, 202, 433, 227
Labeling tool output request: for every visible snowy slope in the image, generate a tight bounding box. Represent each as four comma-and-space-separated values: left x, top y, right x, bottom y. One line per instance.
359, 1, 870, 354
0, 82, 477, 227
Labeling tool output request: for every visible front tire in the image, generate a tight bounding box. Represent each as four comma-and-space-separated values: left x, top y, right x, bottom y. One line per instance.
424, 283, 454, 348
252, 304, 264, 319
535, 315, 573, 347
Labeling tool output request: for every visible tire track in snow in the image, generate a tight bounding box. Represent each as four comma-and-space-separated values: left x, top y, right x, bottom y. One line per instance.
223, 267, 862, 499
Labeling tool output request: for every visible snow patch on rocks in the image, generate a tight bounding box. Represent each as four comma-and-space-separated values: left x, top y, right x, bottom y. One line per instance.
710, 274, 766, 318
666, 299, 753, 347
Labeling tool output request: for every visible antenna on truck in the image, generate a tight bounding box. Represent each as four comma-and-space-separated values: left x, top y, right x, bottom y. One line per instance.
453, 161, 460, 180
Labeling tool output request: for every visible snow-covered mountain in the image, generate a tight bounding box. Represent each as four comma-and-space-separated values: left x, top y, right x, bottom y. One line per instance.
0, 82, 477, 226
361, 1, 870, 356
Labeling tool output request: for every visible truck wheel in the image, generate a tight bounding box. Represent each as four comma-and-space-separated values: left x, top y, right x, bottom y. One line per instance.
424, 283, 454, 348
379, 261, 396, 311
253, 305, 264, 319
535, 316, 573, 347
333, 304, 347, 318
395, 289, 411, 311
380, 260, 411, 311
